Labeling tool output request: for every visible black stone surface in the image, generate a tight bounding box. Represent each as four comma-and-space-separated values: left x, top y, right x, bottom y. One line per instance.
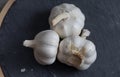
0, 0, 120, 77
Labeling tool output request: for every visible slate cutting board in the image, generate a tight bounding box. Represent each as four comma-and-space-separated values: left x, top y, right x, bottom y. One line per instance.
0, 0, 120, 77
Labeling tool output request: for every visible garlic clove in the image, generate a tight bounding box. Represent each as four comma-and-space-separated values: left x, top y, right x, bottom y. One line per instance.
23, 30, 60, 65
35, 30, 59, 46
84, 51, 97, 64
34, 51, 56, 65
49, 3, 85, 38
84, 41, 96, 57
79, 63, 90, 70
34, 45, 58, 58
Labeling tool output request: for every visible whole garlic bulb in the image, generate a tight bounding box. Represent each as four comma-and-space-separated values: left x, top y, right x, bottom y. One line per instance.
49, 3, 85, 38
23, 30, 59, 65
57, 29, 97, 70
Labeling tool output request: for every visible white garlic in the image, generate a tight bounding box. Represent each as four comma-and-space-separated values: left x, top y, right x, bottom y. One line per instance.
49, 3, 85, 38
23, 30, 59, 65
57, 29, 97, 70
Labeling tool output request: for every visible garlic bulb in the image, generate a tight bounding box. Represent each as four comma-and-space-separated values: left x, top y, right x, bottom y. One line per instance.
49, 3, 85, 38
57, 29, 97, 70
23, 30, 59, 65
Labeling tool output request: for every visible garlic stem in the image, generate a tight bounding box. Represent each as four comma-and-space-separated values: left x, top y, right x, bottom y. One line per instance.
52, 12, 69, 26
23, 40, 36, 48
81, 29, 90, 39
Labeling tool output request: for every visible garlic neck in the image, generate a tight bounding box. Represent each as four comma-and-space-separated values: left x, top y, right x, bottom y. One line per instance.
23, 40, 36, 48
52, 12, 69, 26
81, 29, 90, 39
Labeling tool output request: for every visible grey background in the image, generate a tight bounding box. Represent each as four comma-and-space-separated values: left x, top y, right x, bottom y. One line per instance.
0, 0, 120, 77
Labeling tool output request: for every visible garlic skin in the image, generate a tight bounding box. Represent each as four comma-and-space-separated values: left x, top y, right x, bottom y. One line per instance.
23, 30, 59, 65
49, 3, 85, 38
57, 30, 97, 70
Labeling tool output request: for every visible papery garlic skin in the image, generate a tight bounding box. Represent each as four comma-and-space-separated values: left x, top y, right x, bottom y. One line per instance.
57, 35, 97, 70
49, 3, 85, 38
23, 30, 59, 65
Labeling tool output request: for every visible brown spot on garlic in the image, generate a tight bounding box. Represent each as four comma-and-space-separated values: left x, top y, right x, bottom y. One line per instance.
72, 50, 83, 59
72, 50, 83, 64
